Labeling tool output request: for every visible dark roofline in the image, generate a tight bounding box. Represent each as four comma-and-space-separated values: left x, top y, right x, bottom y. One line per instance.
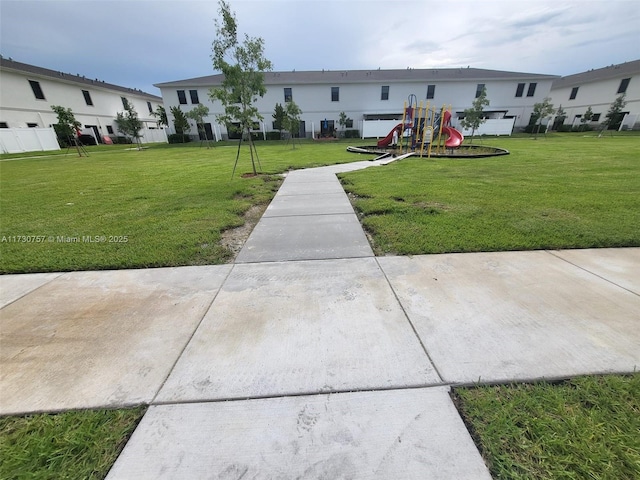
155, 67, 558, 88
551, 59, 640, 89
0, 57, 162, 101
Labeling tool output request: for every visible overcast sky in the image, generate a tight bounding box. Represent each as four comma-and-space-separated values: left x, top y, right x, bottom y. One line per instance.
1, 0, 639, 97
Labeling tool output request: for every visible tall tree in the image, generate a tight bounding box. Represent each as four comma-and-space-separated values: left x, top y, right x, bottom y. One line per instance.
459, 87, 489, 143
283, 100, 302, 149
186, 104, 212, 148
170, 106, 191, 142
210, 0, 273, 175
272, 103, 285, 139
115, 98, 143, 149
531, 97, 555, 139
51, 105, 84, 155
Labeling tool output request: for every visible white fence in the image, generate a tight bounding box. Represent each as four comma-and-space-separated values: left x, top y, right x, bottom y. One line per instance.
0, 128, 60, 154
453, 118, 516, 136
139, 128, 168, 144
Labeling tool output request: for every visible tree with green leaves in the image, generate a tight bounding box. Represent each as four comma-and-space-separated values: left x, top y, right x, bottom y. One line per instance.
601, 93, 627, 134
272, 103, 285, 139
185, 104, 212, 148
553, 104, 566, 131
51, 105, 84, 155
170, 106, 191, 142
283, 100, 302, 149
152, 105, 169, 128
459, 87, 489, 142
531, 97, 555, 138
580, 106, 593, 131
115, 98, 143, 149
209, 0, 273, 175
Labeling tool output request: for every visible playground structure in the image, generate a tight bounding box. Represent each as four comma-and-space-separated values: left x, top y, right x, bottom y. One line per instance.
377, 94, 464, 156
348, 94, 509, 158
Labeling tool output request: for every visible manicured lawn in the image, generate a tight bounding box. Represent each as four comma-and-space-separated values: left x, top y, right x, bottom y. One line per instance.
0, 140, 356, 273
0, 406, 146, 479
454, 374, 640, 479
340, 134, 640, 255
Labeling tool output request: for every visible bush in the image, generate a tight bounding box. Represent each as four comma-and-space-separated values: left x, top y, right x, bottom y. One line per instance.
168, 134, 191, 144
344, 129, 360, 138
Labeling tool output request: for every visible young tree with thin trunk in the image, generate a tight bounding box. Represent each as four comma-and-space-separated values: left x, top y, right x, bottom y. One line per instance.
283, 100, 302, 149
600, 93, 627, 136
209, 0, 273, 175
460, 87, 489, 143
51, 105, 84, 156
115, 98, 143, 149
186, 104, 212, 148
532, 97, 555, 139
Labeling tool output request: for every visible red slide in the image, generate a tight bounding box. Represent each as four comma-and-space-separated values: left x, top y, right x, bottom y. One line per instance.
377, 124, 402, 147
441, 125, 464, 148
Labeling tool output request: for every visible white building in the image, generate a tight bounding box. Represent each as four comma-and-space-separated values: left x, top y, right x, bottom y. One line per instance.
0, 57, 164, 144
549, 59, 640, 130
155, 67, 559, 139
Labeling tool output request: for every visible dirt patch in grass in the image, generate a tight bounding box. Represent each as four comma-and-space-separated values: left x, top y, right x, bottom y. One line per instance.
220, 203, 267, 260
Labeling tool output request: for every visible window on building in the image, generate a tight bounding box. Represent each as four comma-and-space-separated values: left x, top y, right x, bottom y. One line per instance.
346, 118, 353, 128
82, 90, 93, 106
515, 83, 525, 97
121, 97, 129, 109
189, 90, 199, 104
0, 122, 8, 128
617, 78, 630, 94
331, 87, 339, 102
27, 123, 38, 128
381, 85, 389, 101
284, 87, 292, 102
106, 125, 114, 134
29, 80, 45, 100
147, 102, 153, 114
569, 87, 579, 100
426, 85, 436, 99
475, 84, 485, 98
527, 83, 537, 97
591, 113, 601, 122
177, 90, 187, 104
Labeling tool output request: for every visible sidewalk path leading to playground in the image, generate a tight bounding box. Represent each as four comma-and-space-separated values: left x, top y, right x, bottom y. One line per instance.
1, 156, 638, 479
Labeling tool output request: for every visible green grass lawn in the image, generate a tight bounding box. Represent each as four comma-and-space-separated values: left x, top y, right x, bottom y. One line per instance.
0, 406, 146, 479
340, 134, 640, 255
1, 134, 638, 477
0, 140, 356, 273
454, 374, 640, 479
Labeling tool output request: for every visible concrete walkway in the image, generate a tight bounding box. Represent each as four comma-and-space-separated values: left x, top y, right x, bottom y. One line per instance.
1, 157, 638, 479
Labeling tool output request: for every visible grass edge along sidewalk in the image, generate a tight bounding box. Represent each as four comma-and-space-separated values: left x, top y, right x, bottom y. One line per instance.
1, 374, 637, 479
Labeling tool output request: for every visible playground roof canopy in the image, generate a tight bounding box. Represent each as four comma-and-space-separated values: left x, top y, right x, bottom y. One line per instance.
155, 67, 559, 88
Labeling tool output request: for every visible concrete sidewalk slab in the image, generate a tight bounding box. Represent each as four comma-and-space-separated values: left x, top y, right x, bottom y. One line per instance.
108, 387, 491, 480
378, 250, 640, 384
0, 272, 62, 308
551, 247, 640, 295
155, 258, 439, 403
263, 192, 354, 217
276, 177, 347, 196
235, 214, 373, 263
0, 265, 231, 414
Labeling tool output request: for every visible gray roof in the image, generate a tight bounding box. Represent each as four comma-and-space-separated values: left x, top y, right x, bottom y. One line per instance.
551, 59, 640, 89
0, 57, 162, 101
154, 67, 558, 88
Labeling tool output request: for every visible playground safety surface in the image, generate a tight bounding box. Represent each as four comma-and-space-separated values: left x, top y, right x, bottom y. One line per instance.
1, 159, 638, 479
